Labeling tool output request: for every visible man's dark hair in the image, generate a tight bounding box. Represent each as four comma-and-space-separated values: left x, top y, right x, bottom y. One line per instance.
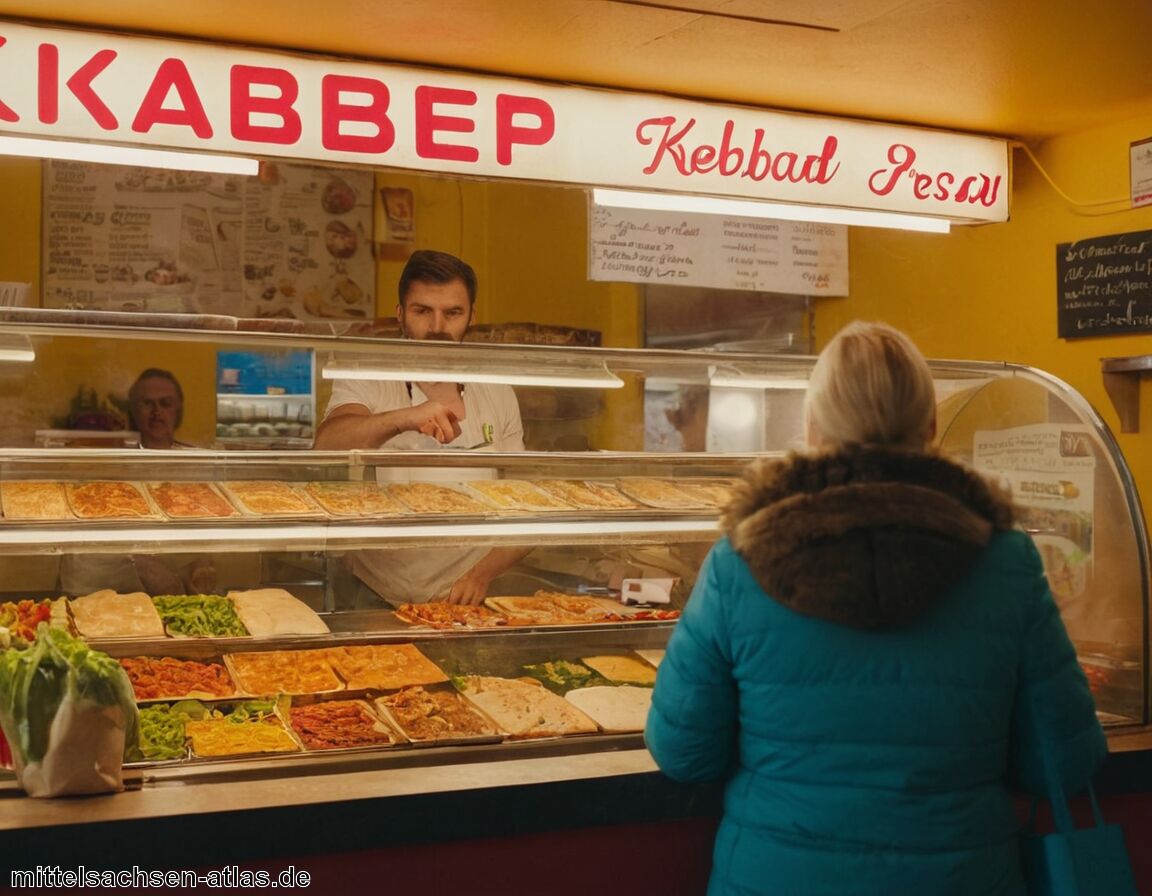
398, 250, 477, 307
128, 368, 184, 428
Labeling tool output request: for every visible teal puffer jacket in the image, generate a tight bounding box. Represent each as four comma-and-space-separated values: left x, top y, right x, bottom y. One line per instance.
645, 447, 1106, 896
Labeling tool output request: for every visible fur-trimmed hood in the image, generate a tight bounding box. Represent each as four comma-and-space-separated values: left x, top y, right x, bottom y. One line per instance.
721, 445, 1015, 630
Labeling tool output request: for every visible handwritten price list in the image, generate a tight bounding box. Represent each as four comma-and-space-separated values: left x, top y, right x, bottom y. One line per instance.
588, 205, 848, 295
1057, 229, 1152, 338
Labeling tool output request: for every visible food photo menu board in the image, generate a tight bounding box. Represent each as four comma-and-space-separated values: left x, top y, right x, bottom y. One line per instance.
588, 203, 849, 295
41, 161, 374, 320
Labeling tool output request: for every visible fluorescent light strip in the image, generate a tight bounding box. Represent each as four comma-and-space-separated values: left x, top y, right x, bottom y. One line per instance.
0, 518, 717, 546
710, 374, 810, 390
593, 188, 951, 233
322, 362, 624, 390
0, 135, 259, 176
0, 334, 35, 363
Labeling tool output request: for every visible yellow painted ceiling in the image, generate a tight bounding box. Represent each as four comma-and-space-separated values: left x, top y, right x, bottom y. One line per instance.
0, 0, 1149, 142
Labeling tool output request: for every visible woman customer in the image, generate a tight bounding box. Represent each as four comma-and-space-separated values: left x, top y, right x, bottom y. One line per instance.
645, 320, 1106, 895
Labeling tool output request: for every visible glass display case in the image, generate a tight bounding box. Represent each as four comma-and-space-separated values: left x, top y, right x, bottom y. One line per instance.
0, 312, 1146, 799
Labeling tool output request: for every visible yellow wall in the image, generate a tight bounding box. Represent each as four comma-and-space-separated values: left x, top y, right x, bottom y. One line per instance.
820, 103, 1152, 519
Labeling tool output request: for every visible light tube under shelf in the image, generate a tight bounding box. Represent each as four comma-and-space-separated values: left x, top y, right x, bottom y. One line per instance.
0, 333, 35, 363
593, 188, 952, 233
709, 370, 810, 390
0, 518, 718, 547
321, 361, 624, 390
0, 135, 259, 176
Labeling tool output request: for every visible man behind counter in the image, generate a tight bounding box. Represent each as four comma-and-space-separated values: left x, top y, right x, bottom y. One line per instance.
128, 368, 193, 450
314, 250, 528, 606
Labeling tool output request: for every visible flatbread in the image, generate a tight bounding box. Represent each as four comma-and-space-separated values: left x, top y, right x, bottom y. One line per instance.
376, 685, 500, 742
614, 478, 709, 510
288, 700, 399, 750
485, 593, 629, 626
120, 656, 237, 700
457, 675, 598, 739
320, 643, 447, 691
304, 481, 405, 516
66, 481, 159, 519
465, 480, 575, 512
580, 654, 658, 685
670, 479, 738, 507
227, 588, 329, 636
532, 479, 637, 510
185, 716, 300, 757
0, 481, 73, 520
220, 481, 320, 516
148, 482, 239, 519
387, 482, 492, 515
394, 602, 512, 629
69, 589, 166, 638
564, 685, 653, 733
635, 649, 665, 668
225, 649, 343, 695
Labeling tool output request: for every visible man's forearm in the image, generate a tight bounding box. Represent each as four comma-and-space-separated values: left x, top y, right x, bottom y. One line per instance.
313, 411, 403, 450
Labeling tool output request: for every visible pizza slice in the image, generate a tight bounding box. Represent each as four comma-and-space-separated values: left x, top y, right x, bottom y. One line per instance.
148, 482, 240, 519
0, 481, 73, 520
66, 481, 159, 519
320, 643, 448, 691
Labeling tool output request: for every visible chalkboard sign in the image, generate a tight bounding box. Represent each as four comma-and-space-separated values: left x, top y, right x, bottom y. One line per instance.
1057, 229, 1152, 338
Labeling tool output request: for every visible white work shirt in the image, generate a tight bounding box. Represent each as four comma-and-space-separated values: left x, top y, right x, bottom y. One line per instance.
323, 377, 525, 604
323, 379, 524, 451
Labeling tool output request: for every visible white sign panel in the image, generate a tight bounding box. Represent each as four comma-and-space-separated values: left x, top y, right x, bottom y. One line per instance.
0, 20, 1008, 222
589, 204, 848, 294
972, 424, 1096, 608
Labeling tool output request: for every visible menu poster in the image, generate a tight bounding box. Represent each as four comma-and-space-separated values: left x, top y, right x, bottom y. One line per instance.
241, 162, 374, 320
973, 424, 1096, 608
1056, 229, 1152, 338
588, 204, 848, 295
41, 161, 374, 320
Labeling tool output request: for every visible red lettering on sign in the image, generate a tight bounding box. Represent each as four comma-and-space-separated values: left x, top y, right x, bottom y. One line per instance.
64, 48, 118, 130
321, 74, 394, 153
37, 43, 58, 123
638, 116, 694, 174
0, 37, 15, 122
870, 143, 1001, 207
495, 93, 553, 165
230, 65, 301, 145
638, 116, 840, 184
132, 58, 212, 137
414, 86, 478, 162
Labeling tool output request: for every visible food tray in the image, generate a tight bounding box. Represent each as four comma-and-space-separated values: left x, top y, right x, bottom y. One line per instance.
564, 685, 653, 734
218, 480, 325, 517
183, 699, 302, 759
65, 480, 163, 520
153, 594, 250, 639
668, 478, 739, 507
146, 481, 241, 520
454, 674, 599, 740
385, 481, 496, 515
319, 643, 448, 692
0, 480, 75, 521
374, 684, 503, 746
69, 590, 167, 639
393, 601, 515, 630
580, 653, 659, 686
224, 648, 344, 696
304, 481, 408, 517
531, 479, 638, 511
119, 655, 239, 702
462, 479, 576, 512
286, 696, 405, 752
613, 478, 711, 510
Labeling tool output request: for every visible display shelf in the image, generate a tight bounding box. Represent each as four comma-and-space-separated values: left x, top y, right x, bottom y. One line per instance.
1101, 354, 1152, 433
